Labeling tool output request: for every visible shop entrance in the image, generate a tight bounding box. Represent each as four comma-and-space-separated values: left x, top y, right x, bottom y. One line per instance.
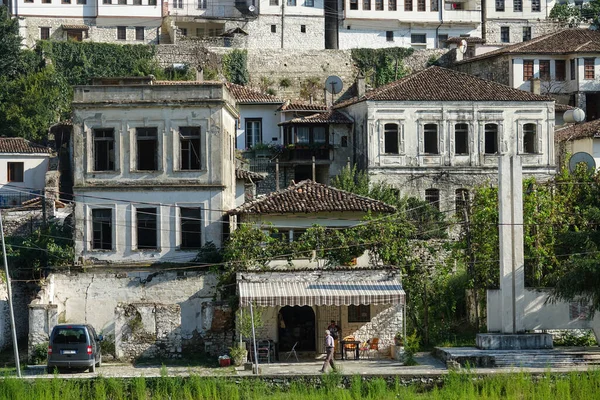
278, 306, 316, 352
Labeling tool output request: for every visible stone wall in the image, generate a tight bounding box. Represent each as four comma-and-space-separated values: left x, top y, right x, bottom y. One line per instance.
0, 278, 8, 351
484, 20, 559, 46
0, 280, 35, 352
453, 55, 511, 86
115, 302, 182, 361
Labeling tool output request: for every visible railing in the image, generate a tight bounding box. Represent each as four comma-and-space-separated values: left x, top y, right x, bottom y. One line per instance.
0, 190, 43, 208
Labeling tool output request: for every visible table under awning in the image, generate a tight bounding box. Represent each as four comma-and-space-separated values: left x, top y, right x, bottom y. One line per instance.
238, 281, 405, 307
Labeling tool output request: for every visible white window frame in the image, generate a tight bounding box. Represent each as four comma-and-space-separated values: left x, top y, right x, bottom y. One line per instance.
177, 203, 205, 250
132, 204, 162, 251
86, 204, 117, 252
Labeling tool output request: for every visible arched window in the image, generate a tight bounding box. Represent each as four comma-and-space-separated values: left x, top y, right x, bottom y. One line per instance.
425, 188, 440, 210
424, 124, 438, 154
523, 123, 536, 154
484, 124, 498, 154
384, 123, 399, 154
454, 123, 469, 155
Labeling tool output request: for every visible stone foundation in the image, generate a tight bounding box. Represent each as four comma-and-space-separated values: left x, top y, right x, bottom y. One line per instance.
476, 333, 553, 350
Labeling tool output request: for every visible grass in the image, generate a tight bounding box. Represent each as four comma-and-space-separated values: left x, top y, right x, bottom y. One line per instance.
1, 370, 600, 399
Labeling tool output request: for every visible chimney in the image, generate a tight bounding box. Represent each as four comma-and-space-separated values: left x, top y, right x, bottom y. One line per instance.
530, 78, 541, 95
357, 74, 365, 98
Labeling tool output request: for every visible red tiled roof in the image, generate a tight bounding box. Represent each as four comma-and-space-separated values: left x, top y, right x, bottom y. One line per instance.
278, 102, 329, 112
555, 119, 600, 142
0, 138, 52, 154
335, 66, 551, 107
555, 103, 575, 112
445, 37, 485, 44
279, 110, 353, 125
225, 82, 283, 104
458, 29, 600, 64
236, 169, 265, 181
229, 180, 396, 215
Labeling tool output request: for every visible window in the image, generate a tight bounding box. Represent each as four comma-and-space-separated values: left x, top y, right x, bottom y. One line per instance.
495, 0, 504, 11
570, 59, 576, 80
287, 0, 296, 5
117, 26, 126, 40
148, 0, 156, 4
531, 0, 540, 12
430, 0, 437, 11
93, 128, 115, 171
118, 0, 126, 4
198, 0, 207, 8
455, 189, 469, 218
285, 126, 328, 146
136, 128, 158, 171
523, 123, 536, 153
405, 0, 412, 11
523, 60, 534, 81
423, 124, 438, 154
375, 0, 383, 9
437, 33, 448, 48
389, 0, 396, 10
425, 188, 440, 210
555, 60, 566, 81
484, 124, 498, 154
500, 26, 509, 43
180, 28, 188, 37
522, 26, 531, 41
43, 0, 52, 3
133, 0, 141, 4
62, 0, 71, 3
584, 58, 595, 80
25, 0, 33, 3
300, 25, 306, 33
411, 33, 426, 44
348, 305, 370, 322
103, 0, 111, 3
539, 60, 550, 81
270, 0, 278, 4
92, 209, 112, 250
40, 27, 50, 40
341, 136, 348, 147
454, 123, 469, 155
271, 25, 276, 33
384, 123, 399, 154
513, 0, 522, 11
173, 0, 182, 7
363, 0, 370, 10
180, 207, 202, 249
417, 0, 425, 11
386, 31, 394, 42
350, 0, 358, 9
137, 208, 157, 250
135, 27, 144, 41
246, 119, 262, 148
180, 127, 201, 170
7, 162, 24, 182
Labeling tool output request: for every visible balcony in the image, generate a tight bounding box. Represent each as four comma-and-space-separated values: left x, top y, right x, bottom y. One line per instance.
242, 144, 332, 164
443, 9, 481, 23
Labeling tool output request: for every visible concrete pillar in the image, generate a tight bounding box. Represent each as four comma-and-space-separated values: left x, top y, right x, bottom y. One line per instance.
498, 156, 525, 333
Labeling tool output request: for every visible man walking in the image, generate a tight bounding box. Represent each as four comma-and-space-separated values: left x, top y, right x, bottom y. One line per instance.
320, 329, 336, 373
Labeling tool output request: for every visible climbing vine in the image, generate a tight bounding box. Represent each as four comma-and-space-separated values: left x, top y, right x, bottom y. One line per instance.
351, 47, 414, 88
222, 49, 249, 85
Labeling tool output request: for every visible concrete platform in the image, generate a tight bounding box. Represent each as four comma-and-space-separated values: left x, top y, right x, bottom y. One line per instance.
476, 333, 552, 350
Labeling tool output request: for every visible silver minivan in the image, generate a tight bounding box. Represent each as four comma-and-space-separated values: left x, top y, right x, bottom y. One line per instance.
47, 324, 103, 373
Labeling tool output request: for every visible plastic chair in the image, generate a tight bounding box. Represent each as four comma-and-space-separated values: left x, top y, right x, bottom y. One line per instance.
359, 341, 370, 359
285, 341, 299, 362
257, 340, 271, 363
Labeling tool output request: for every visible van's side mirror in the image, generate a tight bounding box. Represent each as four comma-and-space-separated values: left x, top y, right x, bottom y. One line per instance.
98, 334, 104, 342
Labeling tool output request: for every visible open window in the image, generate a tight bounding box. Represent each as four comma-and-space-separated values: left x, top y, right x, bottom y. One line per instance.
179, 127, 201, 170
92, 209, 112, 250
93, 128, 115, 171
423, 124, 438, 154
454, 123, 469, 155
136, 127, 158, 171
137, 208, 158, 250
180, 207, 202, 249
523, 123, 536, 154
455, 188, 469, 219
484, 124, 498, 154
425, 188, 440, 210
384, 123, 399, 154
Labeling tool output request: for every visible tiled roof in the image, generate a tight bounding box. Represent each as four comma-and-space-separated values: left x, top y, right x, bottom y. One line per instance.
229, 180, 396, 215
334, 66, 551, 107
555, 103, 574, 112
278, 102, 329, 112
458, 29, 600, 64
62, 24, 89, 30
225, 82, 283, 104
445, 37, 485, 44
0, 138, 52, 154
555, 119, 600, 142
236, 169, 265, 181
280, 110, 353, 125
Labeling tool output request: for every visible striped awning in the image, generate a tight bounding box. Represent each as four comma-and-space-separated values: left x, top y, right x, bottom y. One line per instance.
238, 281, 405, 307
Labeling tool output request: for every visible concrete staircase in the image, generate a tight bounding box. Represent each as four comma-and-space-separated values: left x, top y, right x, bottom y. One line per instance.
435, 347, 600, 368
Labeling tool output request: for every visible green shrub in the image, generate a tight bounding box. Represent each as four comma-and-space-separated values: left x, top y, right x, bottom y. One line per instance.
403, 330, 420, 366
30, 342, 48, 365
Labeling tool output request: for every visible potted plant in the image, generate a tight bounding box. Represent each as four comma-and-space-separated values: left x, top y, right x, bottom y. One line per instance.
394, 332, 404, 347
252, 143, 271, 158
229, 344, 248, 366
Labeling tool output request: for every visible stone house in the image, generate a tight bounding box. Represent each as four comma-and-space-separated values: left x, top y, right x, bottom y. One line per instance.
555, 118, 600, 169
11, 0, 164, 48
336, 66, 556, 211
229, 180, 406, 355
454, 29, 600, 121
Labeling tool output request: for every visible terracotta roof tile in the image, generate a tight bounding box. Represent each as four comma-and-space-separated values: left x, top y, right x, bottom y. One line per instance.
0, 138, 52, 154
280, 110, 353, 125
229, 180, 396, 215
555, 119, 600, 142
225, 82, 283, 104
278, 102, 329, 112
236, 169, 265, 181
555, 103, 574, 112
445, 37, 485, 44
335, 66, 551, 107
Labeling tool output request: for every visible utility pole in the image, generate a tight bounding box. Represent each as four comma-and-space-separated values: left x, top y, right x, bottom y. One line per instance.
0, 209, 21, 377
461, 190, 480, 331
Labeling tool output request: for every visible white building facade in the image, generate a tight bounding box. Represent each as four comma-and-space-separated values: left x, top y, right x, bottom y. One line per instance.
71, 77, 238, 266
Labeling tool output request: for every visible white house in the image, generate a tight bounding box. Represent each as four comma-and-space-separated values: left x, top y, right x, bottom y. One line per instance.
454, 29, 600, 122
0, 138, 52, 207
336, 66, 555, 211
71, 76, 238, 266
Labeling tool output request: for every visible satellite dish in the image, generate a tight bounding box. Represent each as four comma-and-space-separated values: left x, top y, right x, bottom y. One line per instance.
248, 5, 256, 12
325, 75, 343, 95
458, 39, 468, 54
569, 152, 596, 173
563, 108, 585, 124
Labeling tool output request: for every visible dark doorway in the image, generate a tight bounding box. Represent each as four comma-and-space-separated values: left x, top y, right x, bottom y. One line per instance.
278, 306, 316, 352
586, 93, 600, 121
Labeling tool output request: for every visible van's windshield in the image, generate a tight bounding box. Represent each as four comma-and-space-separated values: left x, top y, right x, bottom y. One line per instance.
53, 328, 87, 344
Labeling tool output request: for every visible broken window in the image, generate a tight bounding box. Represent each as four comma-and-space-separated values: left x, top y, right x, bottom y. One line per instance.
137, 208, 157, 249
484, 124, 499, 154
180, 207, 202, 249
7, 162, 24, 182
92, 209, 112, 250
384, 123, 399, 154
425, 188, 440, 210
93, 128, 115, 171
523, 123, 536, 153
455, 188, 469, 219
179, 127, 201, 170
454, 123, 469, 155
423, 123, 438, 154
136, 127, 158, 171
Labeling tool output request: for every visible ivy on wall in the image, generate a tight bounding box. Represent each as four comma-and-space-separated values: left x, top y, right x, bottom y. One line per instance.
351, 47, 414, 88
222, 49, 249, 86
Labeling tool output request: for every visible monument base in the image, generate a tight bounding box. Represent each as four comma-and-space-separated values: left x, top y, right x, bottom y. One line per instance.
476, 333, 553, 350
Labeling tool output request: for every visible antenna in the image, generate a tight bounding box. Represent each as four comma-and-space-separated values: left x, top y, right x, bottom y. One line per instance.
324, 75, 343, 106
569, 152, 596, 174
248, 5, 256, 12
458, 39, 468, 54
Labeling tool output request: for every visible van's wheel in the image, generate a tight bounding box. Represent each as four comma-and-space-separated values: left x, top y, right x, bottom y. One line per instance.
89, 363, 96, 373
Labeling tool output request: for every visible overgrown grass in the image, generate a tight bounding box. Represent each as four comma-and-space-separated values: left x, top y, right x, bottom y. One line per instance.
1, 370, 600, 399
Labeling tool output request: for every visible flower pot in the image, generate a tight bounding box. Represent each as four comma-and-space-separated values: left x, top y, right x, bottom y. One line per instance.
219, 358, 231, 367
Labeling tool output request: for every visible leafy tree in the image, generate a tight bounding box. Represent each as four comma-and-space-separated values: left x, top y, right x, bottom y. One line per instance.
351, 47, 413, 88
0, 6, 23, 80
222, 49, 249, 85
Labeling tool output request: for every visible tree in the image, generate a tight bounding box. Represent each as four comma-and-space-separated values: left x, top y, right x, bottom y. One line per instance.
222, 49, 249, 86
0, 6, 23, 80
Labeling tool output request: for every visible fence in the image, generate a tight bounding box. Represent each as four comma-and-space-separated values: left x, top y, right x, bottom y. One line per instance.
0, 190, 42, 208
